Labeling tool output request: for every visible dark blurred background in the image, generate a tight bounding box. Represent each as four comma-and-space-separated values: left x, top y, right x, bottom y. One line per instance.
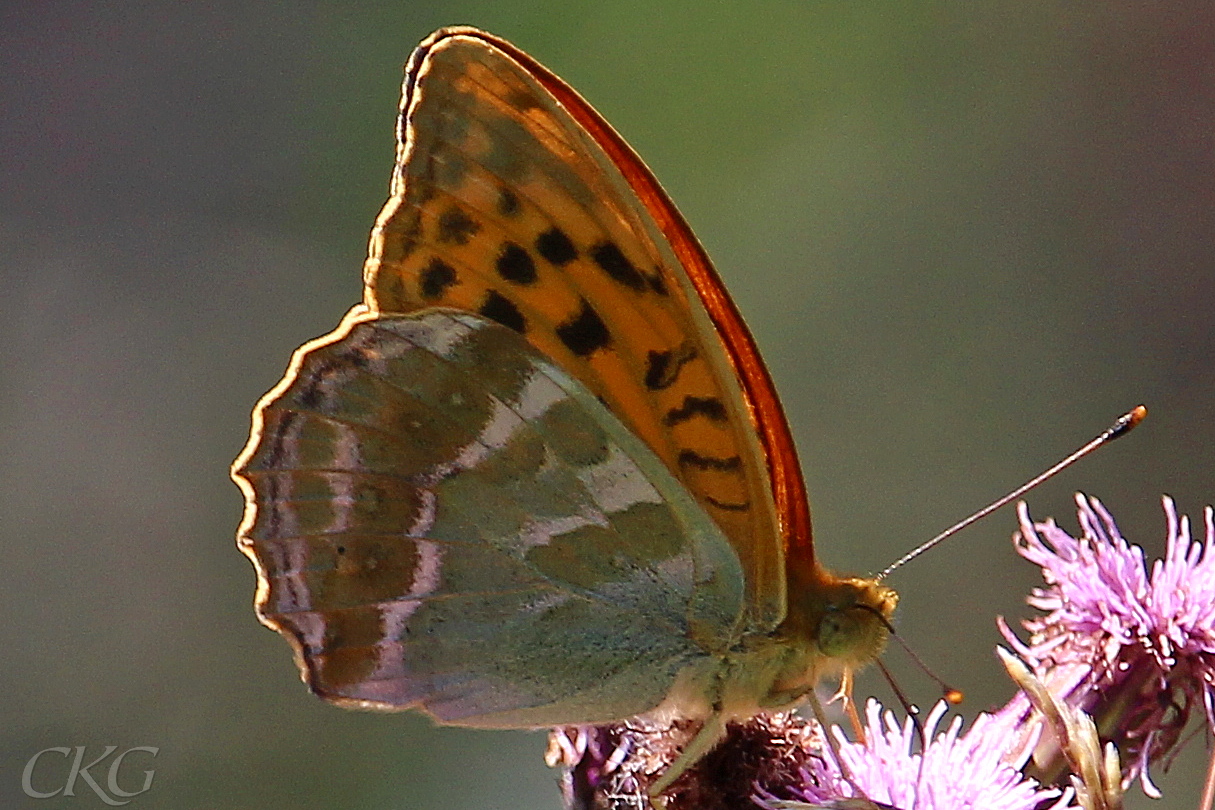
3, 2, 1212, 808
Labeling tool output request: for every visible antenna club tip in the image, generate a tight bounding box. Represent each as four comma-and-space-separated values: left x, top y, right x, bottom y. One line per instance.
1108, 404, 1148, 441
944, 688, 964, 705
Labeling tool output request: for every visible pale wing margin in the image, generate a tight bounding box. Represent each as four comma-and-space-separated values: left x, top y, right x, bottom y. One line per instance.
233, 308, 745, 727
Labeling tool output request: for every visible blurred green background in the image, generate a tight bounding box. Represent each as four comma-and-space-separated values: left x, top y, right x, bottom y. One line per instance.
3, 2, 1212, 808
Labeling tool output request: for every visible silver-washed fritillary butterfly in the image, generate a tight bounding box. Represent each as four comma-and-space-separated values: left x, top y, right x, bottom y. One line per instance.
232, 26, 897, 795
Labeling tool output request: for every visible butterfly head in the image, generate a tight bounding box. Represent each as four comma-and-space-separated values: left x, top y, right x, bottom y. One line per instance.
782, 572, 899, 677
819, 577, 899, 671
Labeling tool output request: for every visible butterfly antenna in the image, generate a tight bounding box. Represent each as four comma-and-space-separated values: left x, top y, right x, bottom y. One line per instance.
885, 628, 964, 706
876, 658, 923, 726
873, 658, 933, 803
862, 605, 962, 715
877, 404, 1146, 581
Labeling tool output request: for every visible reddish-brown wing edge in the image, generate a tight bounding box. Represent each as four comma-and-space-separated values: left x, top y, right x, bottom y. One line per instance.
405, 26, 816, 569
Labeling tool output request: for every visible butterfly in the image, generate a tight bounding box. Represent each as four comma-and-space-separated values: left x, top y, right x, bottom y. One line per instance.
232, 26, 897, 796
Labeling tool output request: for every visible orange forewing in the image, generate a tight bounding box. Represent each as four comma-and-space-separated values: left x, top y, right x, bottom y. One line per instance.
362, 28, 816, 628
487, 29, 815, 568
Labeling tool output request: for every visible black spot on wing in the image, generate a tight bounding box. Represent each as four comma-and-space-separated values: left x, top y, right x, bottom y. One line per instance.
556, 299, 611, 357
536, 227, 577, 266
391, 213, 423, 262
677, 450, 742, 472
646, 268, 668, 296
662, 396, 728, 426
479, 290, 526, 333
436, 206, 479, 245
496, 242, 537, 285
338, 345, 374, 371
507, 89, 542, 113
644, 350, 673, 390
591, 241, 646, 292
419, 258, 457, 300
644, 343, 697, 391
296, 378, 323, 409
497, 187, 521, 217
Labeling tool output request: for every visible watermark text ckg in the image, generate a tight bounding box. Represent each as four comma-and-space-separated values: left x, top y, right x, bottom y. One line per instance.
22, 746, 158, 805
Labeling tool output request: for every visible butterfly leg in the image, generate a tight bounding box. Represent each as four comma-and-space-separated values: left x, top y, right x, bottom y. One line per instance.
646, 713, 728, 798
803, 688, 877, 802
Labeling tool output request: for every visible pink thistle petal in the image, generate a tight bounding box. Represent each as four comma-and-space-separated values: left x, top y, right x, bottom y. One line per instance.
1002, 494, 1215, 796
775, 700, 1075, 810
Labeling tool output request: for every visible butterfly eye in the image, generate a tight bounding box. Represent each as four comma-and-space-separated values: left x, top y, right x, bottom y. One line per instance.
816, 596, 895, 663
817, 609, 868, 658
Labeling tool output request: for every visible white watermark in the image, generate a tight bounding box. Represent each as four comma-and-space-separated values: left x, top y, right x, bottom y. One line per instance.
21, 747, 158, 806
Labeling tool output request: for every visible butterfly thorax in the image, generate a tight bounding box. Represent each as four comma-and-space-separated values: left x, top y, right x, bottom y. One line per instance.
646, 572, 897, 727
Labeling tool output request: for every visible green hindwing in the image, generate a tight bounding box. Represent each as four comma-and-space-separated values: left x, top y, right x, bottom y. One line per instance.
235, 308, 745, 726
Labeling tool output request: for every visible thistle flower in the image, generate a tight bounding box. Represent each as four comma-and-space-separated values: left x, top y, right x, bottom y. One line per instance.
771, 699, 1075, 810
549, 713, 827, 810
549, 494, 1215, 810
552, 702, 1072, 810
1000, 494, 1215, 796
997, 647, 1125, 810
